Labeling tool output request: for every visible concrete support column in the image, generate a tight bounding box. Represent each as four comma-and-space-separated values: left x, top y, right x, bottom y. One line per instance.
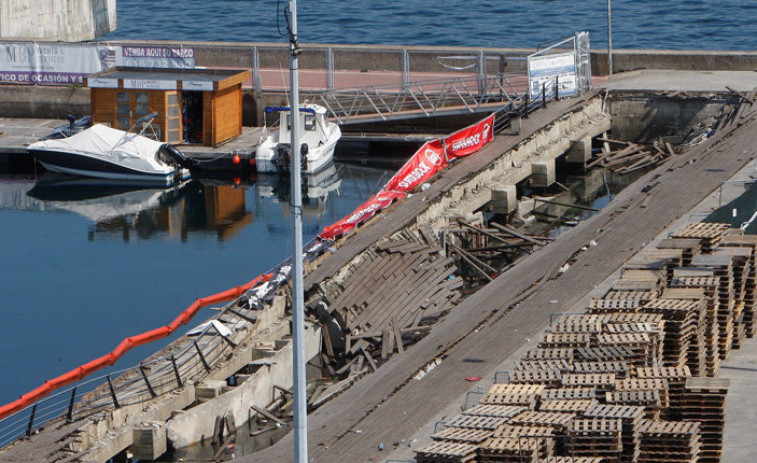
490, 184, 518, 214
566, 136, 593, 168
531, 159, 556, 188
131, 423, 167, 461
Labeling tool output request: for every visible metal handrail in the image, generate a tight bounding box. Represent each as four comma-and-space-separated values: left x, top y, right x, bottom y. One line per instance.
300, 72, 529, 125
0, 260, 295, 450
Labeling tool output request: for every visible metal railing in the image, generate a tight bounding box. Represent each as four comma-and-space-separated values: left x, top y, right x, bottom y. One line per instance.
0, 259, 300, 452
301, 72, 529, 125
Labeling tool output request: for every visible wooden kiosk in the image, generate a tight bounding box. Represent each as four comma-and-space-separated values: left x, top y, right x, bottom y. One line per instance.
85, 67, 250, 147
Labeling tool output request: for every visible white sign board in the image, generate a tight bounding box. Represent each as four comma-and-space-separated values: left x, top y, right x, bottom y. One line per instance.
0, 43, 117, 85
123, 79, 177, 90
182, 80, 214, 91
117, 46, 195, 69
87, 77, 119, 88
527, 52, 577, 100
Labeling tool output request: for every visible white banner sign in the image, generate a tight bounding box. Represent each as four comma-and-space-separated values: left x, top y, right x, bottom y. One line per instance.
0, 43, 196, 86
123, 79, 177, 90
87, 77, 119, 88
182, 80, 214, 91
117, 46, 195, 69
527, 52, 577, 100
0, 43, 117, 85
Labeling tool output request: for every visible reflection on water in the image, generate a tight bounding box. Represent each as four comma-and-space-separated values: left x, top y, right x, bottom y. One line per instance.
0, 162, 391, 407
5, 163, 346, 243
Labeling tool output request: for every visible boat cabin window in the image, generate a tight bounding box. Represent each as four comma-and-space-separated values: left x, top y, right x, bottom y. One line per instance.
304, 114, 316, 131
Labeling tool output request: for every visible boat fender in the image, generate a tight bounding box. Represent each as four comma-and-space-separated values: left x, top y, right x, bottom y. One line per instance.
274, 144, 291, 173
300, 143, 309, 171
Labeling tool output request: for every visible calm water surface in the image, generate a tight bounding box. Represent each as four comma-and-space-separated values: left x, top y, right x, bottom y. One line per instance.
101, 0, 757, 50
0, 165, 391, 405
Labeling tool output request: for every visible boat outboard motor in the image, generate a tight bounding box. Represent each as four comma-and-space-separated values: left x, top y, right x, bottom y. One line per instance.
158, 144, 197, 169
66, 113, 76, 131
273, 144, 291, 173
300, 143, 309, 171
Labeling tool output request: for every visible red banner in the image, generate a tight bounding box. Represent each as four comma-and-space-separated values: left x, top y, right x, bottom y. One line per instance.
444, 113, 495, 159
383, 139, 447, 193
319, 189, 406, 240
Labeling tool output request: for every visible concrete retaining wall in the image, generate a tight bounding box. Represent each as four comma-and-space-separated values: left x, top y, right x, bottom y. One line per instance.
608, 93, 730, 143
165, 324, 322, 449
0, 85, 90, 119
592, 49, 757, 75
0, 0, 116, 41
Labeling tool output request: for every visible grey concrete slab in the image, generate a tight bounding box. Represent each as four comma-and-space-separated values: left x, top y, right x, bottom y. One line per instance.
602, 70, 757, 93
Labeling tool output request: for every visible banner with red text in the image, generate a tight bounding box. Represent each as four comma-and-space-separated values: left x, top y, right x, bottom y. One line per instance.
319, 189, 407, 240
383, 139, 447, 193
444, 113, 495, 159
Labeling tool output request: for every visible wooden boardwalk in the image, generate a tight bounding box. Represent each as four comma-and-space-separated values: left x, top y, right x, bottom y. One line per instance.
248, 94, 757, 461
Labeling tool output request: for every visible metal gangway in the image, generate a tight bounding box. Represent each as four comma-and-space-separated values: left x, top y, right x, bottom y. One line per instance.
303, 71, 530, 125
287, 32, 592, 126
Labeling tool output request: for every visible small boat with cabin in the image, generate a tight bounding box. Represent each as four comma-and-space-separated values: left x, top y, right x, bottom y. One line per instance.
255, 103, 341, 174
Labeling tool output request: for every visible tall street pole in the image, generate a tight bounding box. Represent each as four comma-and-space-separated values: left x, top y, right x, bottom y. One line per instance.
607, 0, 613, 75
288, 0, 307, 461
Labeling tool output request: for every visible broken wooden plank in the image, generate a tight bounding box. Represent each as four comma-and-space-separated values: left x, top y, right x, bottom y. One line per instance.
250, 405, 287, 426
381, 329, 393, 360
393, 318, 405, 354
362, 347, 378, 372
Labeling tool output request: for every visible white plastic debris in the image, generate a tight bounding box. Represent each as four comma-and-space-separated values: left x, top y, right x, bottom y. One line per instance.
588, 240, 598, 247
422, 183, 431, 191
559, 263, 570, 274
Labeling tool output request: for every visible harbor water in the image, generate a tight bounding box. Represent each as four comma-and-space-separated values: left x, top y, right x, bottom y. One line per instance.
100, 0, 757, 50
0, 165, 393, 406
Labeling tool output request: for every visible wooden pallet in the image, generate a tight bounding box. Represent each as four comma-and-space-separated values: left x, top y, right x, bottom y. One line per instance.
431, 427, 494, 444
480, 393, 539, 408
542, 388, 596, 400
539, 399, 597, 414
415, 441, 478, 463
463, 404, 528, 419
573, 361, 630, 378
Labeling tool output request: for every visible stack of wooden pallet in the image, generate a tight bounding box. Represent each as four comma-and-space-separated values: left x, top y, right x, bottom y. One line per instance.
565, 418, 623, 463
680, 377, 729, 463
415, 441, 479, 463
584, 404, 645, 463
633, 366, 688, 422
671, 223, 731, 254
641, 299, 702, 368
605, 390, 663, 420
720, 235, 757, 337
415, 222, 754, 463
657, 238, 702, 266
637, 420, 701, 463
691, 253, 736, 360
667, 276, 717, 376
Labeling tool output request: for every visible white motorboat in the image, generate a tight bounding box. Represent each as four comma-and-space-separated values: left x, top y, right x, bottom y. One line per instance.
26, 113, 194, 187
255, 103, 341, 174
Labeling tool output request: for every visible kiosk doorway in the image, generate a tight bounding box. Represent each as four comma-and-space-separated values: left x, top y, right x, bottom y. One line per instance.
182, 91, 204, 144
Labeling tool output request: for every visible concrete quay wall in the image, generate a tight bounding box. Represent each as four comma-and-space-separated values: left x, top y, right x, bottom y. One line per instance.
0, 0, 116, 41
0, 40, 754, 120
